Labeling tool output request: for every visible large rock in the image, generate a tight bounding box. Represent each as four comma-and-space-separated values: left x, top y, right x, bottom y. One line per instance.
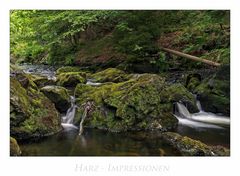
10, 137, 21, 156
41, 85, 70, 113
74, 74, 197, 132
90, 68, 131, 83
57, 72, 86, 87
30, 74, 56, 88
10, 72, 62, 140
56, 66, 83, 75
161, 132, 230, 156
160, 83, 198, 113
193, 65, 230, 115
185, 73, 201, 92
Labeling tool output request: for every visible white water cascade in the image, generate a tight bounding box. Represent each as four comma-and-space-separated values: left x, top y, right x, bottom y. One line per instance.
86, 79, 102, 86
61, 96, 78, 129
174, 101, 230, 129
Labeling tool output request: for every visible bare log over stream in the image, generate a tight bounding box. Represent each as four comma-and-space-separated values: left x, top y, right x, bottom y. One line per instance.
79, 101, 95, 135
161, 47, 221, 67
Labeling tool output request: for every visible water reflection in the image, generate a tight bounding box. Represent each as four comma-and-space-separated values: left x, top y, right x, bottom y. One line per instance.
20, 128, 179, 156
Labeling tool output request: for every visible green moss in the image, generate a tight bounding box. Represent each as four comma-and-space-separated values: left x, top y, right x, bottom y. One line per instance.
194, 65, 230, 115
41, 85, 70, 113
57, 72, 86, 87
162, 132, 229, 156
30, 74, 56, 88
160, 83, 198, 113
10, 78, 31, 126
91, 68, 131, 83
74, 74, 187, 132
187, 77, 201, 91
10, 137, 21, 156
10, 73, 62, 140
56, 66, 83, 75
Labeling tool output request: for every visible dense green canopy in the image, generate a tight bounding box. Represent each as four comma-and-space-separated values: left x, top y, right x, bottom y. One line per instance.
10, 10, 230, 68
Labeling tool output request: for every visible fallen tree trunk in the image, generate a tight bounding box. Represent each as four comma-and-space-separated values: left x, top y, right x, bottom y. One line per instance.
161, 47, 221, 67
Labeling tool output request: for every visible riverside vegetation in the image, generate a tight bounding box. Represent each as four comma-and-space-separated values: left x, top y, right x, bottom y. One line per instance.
10, 10, 230, 156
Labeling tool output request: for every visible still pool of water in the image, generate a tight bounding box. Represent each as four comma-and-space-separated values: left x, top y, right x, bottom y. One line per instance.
19, 128, 180, 156
19, 126, 229, 156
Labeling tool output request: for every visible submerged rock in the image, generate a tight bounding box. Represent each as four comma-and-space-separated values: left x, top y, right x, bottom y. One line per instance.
193, 65, 230, 115
10, 72, 62, 140
10, 137, 21, 156
57, 72, 86, 87
90, 68, 131, 83
74, 74, 197, 132
161, 132, 229, 156
41, 85, 70, 113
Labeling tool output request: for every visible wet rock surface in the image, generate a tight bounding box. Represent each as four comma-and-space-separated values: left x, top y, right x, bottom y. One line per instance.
191, 65, 230, 115
74, 72, 197, 132
10, 65, 230, 156
41, 85, 71, 113
10, 137, 22, 156
10, 71, 62, 140
161, 132, 230, 156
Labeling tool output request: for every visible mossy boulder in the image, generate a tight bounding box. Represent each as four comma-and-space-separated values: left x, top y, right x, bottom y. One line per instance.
74, 74, 197, 132
57, 72, 87, 87
160, 83, 198, 113
161, 132, 230, 156
185, 73, 201, 92
12, 71, 38, 90
10, 64, 23, 72
193, 65, 230, 115
56, 66, 83, 75
41, 85, 70, 113
30, 74, 56, 88
90, 68, 131, 83
10, 73, 62, 140
10, 137, 22, 156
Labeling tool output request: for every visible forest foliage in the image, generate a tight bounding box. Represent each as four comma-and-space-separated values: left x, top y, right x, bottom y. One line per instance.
10, 10, 230, 70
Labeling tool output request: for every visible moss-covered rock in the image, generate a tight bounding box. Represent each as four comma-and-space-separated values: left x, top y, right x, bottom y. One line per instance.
10, 73, 62, 140
160, 83, 198, 113
193, 65, 230, 115
90, 68, 131, 83
10, 137, 22, 156
57, 72, 86, 87
74, 74, 197, 132
185, 73, 201, 92
41, 85, 70, 113
30, 74, 56, 88
12, 71, 38, 90
56, 66, 83, 75
161, 132, 230, 156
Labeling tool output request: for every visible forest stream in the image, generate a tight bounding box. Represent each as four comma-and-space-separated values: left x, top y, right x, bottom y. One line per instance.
14, 64, 230, 156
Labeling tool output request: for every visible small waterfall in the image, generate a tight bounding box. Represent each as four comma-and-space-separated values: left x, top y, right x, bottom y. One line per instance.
174, 101, 230, 129
47, 74, 57, 81
196, 100, 203, 112
175, 102, 192, 119
86, 79, 102, 86
61, 96, 78, 129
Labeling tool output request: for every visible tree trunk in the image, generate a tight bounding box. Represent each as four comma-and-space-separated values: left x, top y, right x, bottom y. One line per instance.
161, 48, 221, 67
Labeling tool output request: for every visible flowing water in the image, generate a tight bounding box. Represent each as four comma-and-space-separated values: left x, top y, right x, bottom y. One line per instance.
17, 65, 230, 155
86, 79, 102, 86
20, 64, 57, 80
174, 101, 230, 147
61, 96, 78, 130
